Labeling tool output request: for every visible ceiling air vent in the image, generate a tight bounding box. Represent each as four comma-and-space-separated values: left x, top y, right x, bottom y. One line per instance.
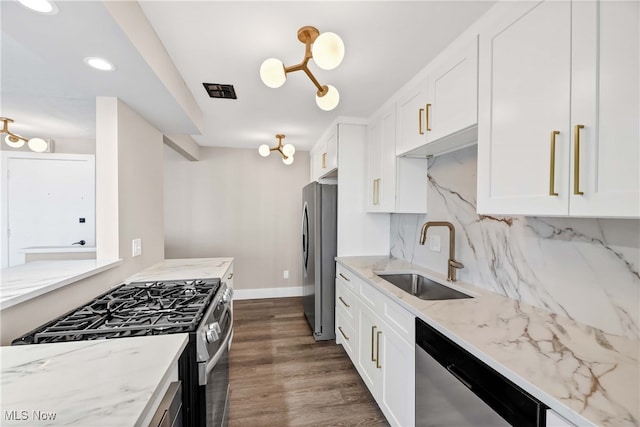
202, 83, 237, 99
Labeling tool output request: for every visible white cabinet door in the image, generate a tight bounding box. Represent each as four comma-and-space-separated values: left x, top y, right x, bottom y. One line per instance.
477, 1, 572, 216
357, 303, 381, 394
309, 143, 323, 182
570, 1, 639, 217
478, 0, 639, 218
366, 107, 396, 212
379, 325, 415, 427
396, 78, 428, 155
324, 129, 338, 173
426, 36, 478, 144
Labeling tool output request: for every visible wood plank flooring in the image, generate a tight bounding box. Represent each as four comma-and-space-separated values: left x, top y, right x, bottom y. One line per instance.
228, 297, 389, 427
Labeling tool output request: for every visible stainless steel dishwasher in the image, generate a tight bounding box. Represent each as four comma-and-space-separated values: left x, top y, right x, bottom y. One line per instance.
415, 318, 547, 426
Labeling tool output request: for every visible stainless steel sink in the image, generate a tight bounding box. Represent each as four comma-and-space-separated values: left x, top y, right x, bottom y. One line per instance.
376, 273, 473, 300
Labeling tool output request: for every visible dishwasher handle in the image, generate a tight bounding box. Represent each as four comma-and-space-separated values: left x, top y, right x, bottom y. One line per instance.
446, 364, 473, 390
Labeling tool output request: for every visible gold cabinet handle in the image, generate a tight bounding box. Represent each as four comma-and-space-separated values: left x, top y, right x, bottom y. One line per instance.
371, 326, 377, 362
376, 331, 382, 368
338, 326, 349, 341
322, 152, 327, 168
574, 125, 584, 195
373, 179, 381, 205
549, 130, 560, 196
425, 103, 432, 131
338, 273, 350, 282
338, 296, 350, 308
418, 108, 425, 135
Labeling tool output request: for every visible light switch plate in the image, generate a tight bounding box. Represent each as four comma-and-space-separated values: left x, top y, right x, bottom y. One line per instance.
132, 238, 142, 257
428, 235, 441, 252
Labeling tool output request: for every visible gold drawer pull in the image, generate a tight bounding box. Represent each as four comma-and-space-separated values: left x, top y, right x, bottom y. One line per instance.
574, 125, 584, 195
322, 152, 327, 168
371, 326, 377, 362
418, 108, 425, 135
339, 273, 350, 282
425, 103, 432, 131
549, 130, 560, 196
338, 296, 350, 308
376, 331, 382, 368
338, 326, 349, 341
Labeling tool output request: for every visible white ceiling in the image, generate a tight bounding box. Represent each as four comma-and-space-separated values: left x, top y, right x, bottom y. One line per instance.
1, 0, 495, 151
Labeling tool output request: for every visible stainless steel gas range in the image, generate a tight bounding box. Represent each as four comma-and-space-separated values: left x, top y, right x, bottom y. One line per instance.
12, 277, 233, 427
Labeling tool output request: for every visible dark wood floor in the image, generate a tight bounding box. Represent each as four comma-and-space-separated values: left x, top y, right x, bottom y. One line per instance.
228, 297, 388, 427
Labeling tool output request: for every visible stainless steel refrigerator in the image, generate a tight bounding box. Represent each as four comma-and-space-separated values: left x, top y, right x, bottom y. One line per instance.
301, 181, 337, 341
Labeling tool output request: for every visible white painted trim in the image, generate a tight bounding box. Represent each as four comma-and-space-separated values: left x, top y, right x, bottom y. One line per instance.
233, 286, 303, 300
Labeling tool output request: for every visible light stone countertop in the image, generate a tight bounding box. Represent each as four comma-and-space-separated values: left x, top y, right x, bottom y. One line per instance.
0, 333, 188, 426
19, 246, 97, 254
0, 259, 122, 310
337, 255, 639, 427
124, 257, 233, 283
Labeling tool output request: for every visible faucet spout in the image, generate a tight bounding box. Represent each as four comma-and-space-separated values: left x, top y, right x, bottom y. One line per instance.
418, 221, 464, 282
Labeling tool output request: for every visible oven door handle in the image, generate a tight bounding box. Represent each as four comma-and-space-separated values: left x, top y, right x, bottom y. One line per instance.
199, 312, 233, 385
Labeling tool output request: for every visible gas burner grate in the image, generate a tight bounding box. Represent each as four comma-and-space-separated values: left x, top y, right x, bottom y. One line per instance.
21, 278, 221, 344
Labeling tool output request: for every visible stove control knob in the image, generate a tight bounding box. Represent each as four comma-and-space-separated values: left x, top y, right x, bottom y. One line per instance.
205, 328, 220, 343
222, 288, 233, 304
210, 322, 221, 334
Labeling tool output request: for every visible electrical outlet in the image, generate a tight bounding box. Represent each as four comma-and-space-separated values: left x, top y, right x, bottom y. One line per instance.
283, 270, 289, 279
132, 238, 142, 257
428, 235, 441, 252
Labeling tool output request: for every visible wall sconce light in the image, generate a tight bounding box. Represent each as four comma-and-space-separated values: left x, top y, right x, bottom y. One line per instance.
259, 134, 296, 165
0, 117, 49, 152
260, 26, 344, 111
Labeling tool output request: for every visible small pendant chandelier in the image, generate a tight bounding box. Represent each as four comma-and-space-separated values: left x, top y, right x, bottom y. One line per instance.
1, 117, 49, 152
258, 134, 296, 165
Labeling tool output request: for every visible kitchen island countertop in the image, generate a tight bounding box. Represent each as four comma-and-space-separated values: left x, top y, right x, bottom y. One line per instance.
337, 255, 639, 427
0, 333, 188, 426
0, 259, 122, 310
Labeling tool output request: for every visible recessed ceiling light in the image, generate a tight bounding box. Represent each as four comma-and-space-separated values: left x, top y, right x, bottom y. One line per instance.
18, 0, 58, 15
83, 57, 115, 72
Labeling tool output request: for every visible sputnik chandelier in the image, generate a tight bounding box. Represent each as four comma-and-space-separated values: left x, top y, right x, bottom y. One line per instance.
260, 26, 345, 111
259, 134, 296, 165
1, 117, 49, 152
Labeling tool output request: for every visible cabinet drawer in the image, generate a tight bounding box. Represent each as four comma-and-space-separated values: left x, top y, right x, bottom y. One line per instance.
336, 264, 359, 294
336, 307, 356, 361
383, 296, 414, 345
359, 278, 385, 310
336, 280, 357, 322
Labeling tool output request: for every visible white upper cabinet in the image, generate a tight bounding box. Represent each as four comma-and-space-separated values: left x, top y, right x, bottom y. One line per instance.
310, 125, 338, 181
366, 106, 428, 214
397, 36, 479, 158
478, 0, 639, 217
569, 1, 639, 217
396, 78, 428, 156
366, 106, 397, 212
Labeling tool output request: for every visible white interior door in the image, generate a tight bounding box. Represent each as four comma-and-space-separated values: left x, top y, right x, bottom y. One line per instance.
3, 153, 95, 267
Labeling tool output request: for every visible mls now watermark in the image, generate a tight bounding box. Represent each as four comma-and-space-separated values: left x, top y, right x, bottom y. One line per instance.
4, 410, 57, 422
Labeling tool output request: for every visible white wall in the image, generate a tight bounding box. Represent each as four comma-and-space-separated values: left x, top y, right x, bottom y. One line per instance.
164, 145, 309, 296
0, 98, 166, 344
391, 145, 640, 339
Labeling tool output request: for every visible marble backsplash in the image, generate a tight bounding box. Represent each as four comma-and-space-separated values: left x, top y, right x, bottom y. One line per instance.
391, 145, 640, 339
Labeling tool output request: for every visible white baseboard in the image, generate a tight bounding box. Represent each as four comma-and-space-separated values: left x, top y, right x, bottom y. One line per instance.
232, 286, 303, 300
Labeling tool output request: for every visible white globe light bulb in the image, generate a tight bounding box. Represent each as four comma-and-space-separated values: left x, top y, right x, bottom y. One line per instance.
312, 32, 345, 70
28, 137, 48, 152
258, 144, 271, 157
283, 155, 294, 165
5, 134, 25, 148
260, 58, 286, 88
316, 85, 340, 111
282, 144, 295, 157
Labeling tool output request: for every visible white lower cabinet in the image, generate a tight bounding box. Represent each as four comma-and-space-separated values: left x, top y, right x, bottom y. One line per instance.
335, 264, 415, 427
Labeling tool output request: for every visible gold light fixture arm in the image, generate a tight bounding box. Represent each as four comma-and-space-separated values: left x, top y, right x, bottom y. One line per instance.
0, 117, 28, 143
282, 26, 329, 97
269, 134, 289, 159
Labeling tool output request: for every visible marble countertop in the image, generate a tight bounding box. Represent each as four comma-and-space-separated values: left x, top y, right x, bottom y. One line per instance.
0, 334, 188, 426
337, 256, 639, 427
125, 257, 233, 283
0, 259, 122, 310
